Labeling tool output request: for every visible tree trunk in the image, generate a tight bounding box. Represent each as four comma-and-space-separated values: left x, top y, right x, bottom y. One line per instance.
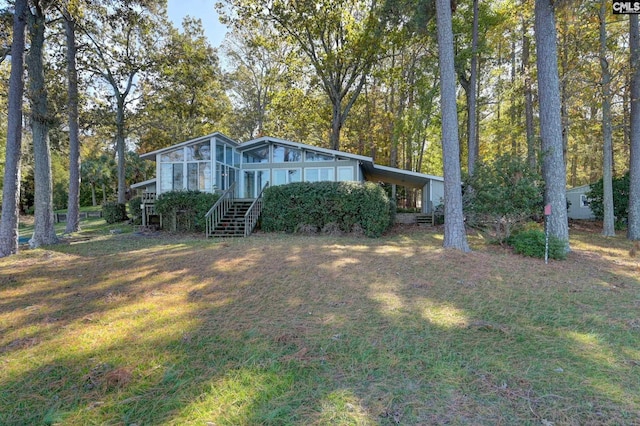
467, 0, 479, 175
65, 15, 81, 234
599, 0, 615, 237
629, 14, 640, 240
116, 97, 127, 203
523, 29, 536, 168
27, 3, 58, 248
535, 0, 569, 252
436, 0, 470, 252
0, 0, 27, 258
330, 99, 342, 151
91, 183, 97, 207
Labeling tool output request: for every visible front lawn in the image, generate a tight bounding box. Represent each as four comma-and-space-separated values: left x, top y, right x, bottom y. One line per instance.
0, 227, 638, 424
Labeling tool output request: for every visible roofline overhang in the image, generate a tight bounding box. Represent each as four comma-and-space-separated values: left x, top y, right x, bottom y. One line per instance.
139, 132, 238, 161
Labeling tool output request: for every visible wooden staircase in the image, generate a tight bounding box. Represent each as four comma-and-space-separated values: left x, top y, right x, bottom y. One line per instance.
416, 214, 434, 226
208, 200, 254, 237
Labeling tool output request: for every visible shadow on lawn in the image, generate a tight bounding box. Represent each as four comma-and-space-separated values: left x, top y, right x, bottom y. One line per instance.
1, 230, 639, 424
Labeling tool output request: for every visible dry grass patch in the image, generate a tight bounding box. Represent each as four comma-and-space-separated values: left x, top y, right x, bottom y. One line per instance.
0, 227, 639, 424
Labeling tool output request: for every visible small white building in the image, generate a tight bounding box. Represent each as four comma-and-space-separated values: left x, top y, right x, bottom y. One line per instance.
566, 184, 595, 220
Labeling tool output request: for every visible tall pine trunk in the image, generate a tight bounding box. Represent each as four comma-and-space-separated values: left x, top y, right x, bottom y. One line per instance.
436, 0, 470, 252
535, 0, 569, 252
27, 2, 58, 248
599, 0, 615, 237
629, 14, 640, 240
467, 0, 479, 175
65, 14, 81, 233
0, 0, 27, 257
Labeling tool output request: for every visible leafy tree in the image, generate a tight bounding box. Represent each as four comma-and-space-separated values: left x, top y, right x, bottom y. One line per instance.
586, 172, 629, 229
26, 0, 58, 248
436, 0, 470, 252
464, 155, 544, 242
81, 0, 164, 203
137, 17, 230, 152
0, 0, 27, 257
220, 0, 391, 150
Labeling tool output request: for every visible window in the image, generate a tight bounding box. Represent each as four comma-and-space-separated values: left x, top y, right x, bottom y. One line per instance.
337, 167, 354, 182
216, 143, 225, 162
186, 142, 211, 161
226, 146, 233, 165
161, 148, 184, 162
273, 144, 302, 162
244, 170, 269, 197
187, 162, 211, 191
161, 163, 183, 191
273, 169, 301, 186
580, 194, 590, 208
305, 168, 334, 182
243, 147, 269, 163
305, 151, 334, 162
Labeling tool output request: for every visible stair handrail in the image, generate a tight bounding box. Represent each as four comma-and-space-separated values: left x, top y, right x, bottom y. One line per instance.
205, 182, 236, 238
243, 182, 269, 237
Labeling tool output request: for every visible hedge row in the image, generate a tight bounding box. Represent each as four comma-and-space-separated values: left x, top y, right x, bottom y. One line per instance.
155, 190, 220, 232
261, 181, 395, 237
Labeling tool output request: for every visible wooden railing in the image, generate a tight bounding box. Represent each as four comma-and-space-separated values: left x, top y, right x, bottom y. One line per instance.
205, 183, 236, 238
243, 182, 269, 237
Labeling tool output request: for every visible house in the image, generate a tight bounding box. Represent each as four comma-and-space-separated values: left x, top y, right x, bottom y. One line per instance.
566, 184, 595, 220
132, 132, 444, 236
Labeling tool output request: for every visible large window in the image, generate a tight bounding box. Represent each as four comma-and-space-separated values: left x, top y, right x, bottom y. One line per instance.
187, 142, 211, 161
244, 170, 269, 198
273, 144, 302, 162
243, 147, 269, 163
337, 167, 354, 182
273, 169, 301, 186
305, 151, 333, 162
187, 162, 211, 191
161, 148, 184, 162
305, 168, 334, 182
161, 163, 183, 191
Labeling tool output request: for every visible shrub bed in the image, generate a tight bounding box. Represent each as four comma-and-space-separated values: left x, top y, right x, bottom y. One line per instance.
155, 191, 220, 232
507, 229, 567, 260
261, 181, 395, 237
102, 202, 128, 224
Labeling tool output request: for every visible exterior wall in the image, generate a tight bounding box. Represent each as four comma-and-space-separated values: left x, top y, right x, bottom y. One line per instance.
431, 180, 445, 210
567, 185, 595, 220
155, 135, 238, 196
239, 141, 361, 198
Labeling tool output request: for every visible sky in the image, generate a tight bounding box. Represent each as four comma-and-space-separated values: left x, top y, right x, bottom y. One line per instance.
166, 0, 228, 48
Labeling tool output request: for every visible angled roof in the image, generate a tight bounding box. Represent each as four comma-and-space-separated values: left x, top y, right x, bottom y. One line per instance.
239, 136, 443, 188
140, 132, 237, 161
130, 178, 156, 189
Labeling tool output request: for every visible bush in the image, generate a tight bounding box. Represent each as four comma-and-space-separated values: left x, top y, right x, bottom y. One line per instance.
128, 197, 142, 225
507, 229, 567, 260
102, 202, 128, 224
261, 181, 394, 237
154, 190, 220, 232
464, 155, 544, 242
585, 172, 629, 228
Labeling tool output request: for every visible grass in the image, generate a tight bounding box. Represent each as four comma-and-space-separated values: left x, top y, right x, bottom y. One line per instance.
1, 222, 639, 425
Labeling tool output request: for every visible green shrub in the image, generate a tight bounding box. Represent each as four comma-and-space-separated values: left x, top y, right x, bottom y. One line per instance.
128, 197, 142, 225
102, 202, 128, 224
262, 181, 394, 237
464, 155, 544, 242
507, 229, 567, 260
154, 190, 220, 232
585, 172, 629, 229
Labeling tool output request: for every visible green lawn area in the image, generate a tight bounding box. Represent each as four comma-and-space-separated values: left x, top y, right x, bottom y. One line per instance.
1, 224, 639, 424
